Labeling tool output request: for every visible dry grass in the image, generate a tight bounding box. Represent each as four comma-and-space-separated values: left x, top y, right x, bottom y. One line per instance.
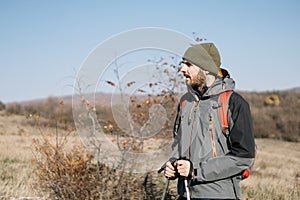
241, 139, 300, 199
0, 112, 37, 198
0, 134, 39, 198
0, 112, 76, 199
0, 112, 300, 199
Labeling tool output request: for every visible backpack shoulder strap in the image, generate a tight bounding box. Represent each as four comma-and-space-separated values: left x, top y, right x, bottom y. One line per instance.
218, 90, 233, 137
219, 90, 251, 180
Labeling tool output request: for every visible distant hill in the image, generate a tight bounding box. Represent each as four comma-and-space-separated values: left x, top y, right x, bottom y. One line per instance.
291, 87, 300, 93
3, 87, 300, 142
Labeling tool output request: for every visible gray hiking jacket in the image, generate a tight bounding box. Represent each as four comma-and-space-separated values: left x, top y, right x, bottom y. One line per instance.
170, 78, 255, 199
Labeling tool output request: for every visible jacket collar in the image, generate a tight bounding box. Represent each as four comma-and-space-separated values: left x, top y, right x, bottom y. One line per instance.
187, 77, 235, 101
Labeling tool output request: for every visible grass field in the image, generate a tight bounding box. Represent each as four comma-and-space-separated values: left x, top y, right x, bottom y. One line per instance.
0, 113, 299, 199
241, 139, 300, 199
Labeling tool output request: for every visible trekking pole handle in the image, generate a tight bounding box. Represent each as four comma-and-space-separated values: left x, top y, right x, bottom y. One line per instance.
158, 158, 176, 173
158, 162, 167, 173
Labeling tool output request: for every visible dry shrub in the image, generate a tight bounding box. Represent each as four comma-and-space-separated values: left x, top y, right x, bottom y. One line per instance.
0, 101, 5, 111
32, 135, 98, 199
32, 131, 172, 199
6, 103, 23, 115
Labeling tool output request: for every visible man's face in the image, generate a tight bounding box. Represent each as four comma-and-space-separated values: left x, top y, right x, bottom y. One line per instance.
179, 61, 206, 89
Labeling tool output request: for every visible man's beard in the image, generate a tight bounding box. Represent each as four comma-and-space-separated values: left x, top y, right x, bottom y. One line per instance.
190, 70, 206, 92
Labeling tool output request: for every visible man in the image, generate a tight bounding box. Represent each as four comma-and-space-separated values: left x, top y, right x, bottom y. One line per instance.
164, 43, 256, 200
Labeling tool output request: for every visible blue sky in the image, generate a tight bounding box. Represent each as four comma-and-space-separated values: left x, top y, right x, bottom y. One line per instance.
1, 0, 299, 103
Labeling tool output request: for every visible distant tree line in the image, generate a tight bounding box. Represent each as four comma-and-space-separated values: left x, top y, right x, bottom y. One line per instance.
1, 90, 300, 142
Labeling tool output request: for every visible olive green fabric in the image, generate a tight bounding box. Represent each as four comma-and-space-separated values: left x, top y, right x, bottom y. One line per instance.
183, 43, 221, 75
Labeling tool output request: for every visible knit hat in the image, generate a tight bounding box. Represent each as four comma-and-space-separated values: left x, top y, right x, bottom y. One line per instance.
183, 43, 221, 75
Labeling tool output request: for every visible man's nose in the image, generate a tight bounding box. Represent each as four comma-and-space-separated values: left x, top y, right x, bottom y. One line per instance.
179, 65, 188, 73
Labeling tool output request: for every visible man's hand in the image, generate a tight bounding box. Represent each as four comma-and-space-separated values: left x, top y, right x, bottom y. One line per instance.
164, 159, 193, 179
164, 161, 177, 179
177, 160, 191, 177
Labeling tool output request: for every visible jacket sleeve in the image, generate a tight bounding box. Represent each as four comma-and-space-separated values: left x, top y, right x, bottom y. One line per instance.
193, 92, 256, 182
228, 92, 256, 158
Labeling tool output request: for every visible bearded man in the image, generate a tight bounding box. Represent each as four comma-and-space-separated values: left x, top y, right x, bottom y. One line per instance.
164, 43, 256, 200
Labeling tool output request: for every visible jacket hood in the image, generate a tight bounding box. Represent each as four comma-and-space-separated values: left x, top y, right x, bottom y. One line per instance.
223, 77, 235, 91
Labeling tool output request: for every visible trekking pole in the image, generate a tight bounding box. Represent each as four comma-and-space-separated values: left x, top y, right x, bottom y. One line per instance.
184, 179, 190, 200
161, 178, 169, 200
158, 159, 177, 200
158, 161, 170, 200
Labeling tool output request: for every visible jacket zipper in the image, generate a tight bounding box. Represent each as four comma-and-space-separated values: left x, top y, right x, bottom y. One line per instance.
209, 115, 217, 158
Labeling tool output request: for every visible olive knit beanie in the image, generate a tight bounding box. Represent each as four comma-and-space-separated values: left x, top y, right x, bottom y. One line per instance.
183, 43, 221, 75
